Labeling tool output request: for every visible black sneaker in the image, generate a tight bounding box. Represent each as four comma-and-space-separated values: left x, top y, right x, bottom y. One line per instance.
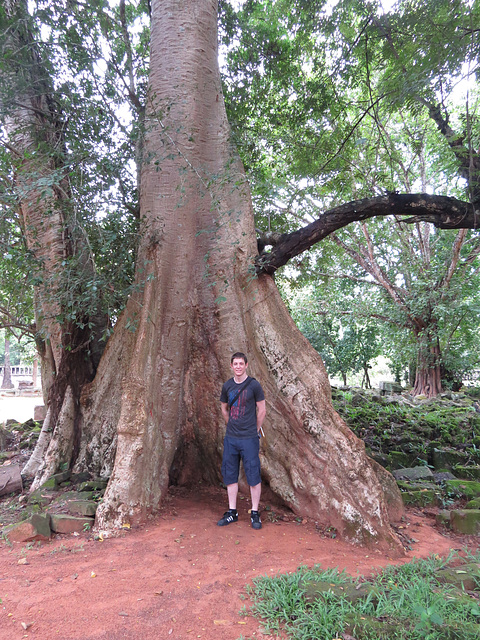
250, 510, 262, 530
217, 509, 238, 526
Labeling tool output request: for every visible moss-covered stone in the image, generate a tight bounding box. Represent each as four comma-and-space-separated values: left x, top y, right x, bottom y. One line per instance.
345, 613, 480, 640
455, 465, 480, 480
444, 479, 480, 499
436, 562, 480, 590
401, 488, 438, 507
78, 479, 108, 492
40, 470, 72, 491
301, 579, 378, 606
465, 497, 480, 509
67, 500, 98, 517
4, 513, 51, 543
449, 509, 480, 535
436, 510, 451, 526
389, 451, 419, 469
28, 489, 54, 507
49, 514, 94, 534
432, 448, 469, 470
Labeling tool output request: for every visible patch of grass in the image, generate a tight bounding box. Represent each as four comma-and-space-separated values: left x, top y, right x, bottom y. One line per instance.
241, 552, 480, 640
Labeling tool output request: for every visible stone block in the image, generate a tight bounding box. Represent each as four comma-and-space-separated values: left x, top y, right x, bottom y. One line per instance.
393, 466, 434, 482
455, 465, 480, 480
67, 500, 98, 517
465, 497, 480, 509
40, 470, 72, 491
70, 471, 91, 485
444, 479, 480, 499
450, 510, 480, 535
436, 562, 480, 590
4, 513, 51, 543
33, 405, 46, 421
432, 448, 468, 470
301, 579, 378, 606
78, 479, 108, 492
49, 514, 94, 534
435, 510, 451, 526
401, 489, 438, 507
378, 381, 404, 395
28, 488, 54, 507
433, 471, 456, 483
388, 451, 419, 470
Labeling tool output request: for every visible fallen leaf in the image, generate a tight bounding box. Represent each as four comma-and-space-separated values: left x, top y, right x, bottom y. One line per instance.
154, 591, 163, 596
119, 612, 129, 617
20, 622, 33, 631
122, 523, 131, 529
18, 558, 28, 565
90, 572, 96, 578
213, 620, 229, 625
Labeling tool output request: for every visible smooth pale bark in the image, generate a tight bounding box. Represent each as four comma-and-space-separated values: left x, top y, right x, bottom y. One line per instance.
1, 337, 14, 389
73, 0, 402, 553
2, 0, 108, 478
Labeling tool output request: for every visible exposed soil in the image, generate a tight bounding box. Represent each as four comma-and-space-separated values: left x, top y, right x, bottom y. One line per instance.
1, 485, 477, 640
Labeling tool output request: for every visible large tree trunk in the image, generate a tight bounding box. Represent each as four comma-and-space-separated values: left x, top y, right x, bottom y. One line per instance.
60, 0, 401, 553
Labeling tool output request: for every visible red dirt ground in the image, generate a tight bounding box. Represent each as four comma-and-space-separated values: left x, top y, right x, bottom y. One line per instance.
0, 486, 477, 640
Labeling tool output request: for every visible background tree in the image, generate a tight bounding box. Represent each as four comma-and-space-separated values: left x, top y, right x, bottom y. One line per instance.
221, 0, 480, 395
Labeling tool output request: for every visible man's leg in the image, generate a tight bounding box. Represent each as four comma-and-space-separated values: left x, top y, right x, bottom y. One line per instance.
250, 482, 261, 511
227, 482, 239, 510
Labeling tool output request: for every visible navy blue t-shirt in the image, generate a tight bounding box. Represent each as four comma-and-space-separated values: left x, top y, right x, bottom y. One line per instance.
220, 376, 265, 439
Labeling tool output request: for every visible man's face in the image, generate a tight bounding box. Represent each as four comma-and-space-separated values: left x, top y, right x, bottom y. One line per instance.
231, 358, 247, 378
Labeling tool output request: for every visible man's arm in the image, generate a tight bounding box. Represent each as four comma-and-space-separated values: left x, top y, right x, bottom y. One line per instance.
256, 400, 266, 432
221, 402, 229, 425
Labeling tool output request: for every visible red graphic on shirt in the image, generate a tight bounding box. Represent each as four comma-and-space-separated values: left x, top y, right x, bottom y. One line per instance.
229, 389, 247, 420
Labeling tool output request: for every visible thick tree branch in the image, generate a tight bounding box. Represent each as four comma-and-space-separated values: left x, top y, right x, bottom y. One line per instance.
256, 193, 478, 275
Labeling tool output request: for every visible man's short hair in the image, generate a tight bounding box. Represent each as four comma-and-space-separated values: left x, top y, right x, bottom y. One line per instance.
231, 351, 248, 364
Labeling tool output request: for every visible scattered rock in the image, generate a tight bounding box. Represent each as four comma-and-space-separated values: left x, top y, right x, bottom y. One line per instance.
392, 466, 434, 482
67, 500, 98, 517
454, 465, 480, 480
0, 464, 23, 497
4, 513, 51, 543
444, 479, 480, 499
436, 562, 480, 590
50, 514, 94, 534
78, 479, 108, 492
449, 509, 480, 535
378, 381, 404, 395
432, 471, 456, 483
40, 470, 72, 491
33, 405, 46, 421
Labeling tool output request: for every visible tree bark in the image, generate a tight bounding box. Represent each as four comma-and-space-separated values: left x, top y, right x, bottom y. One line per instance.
1, 336, 14, 389
2, 0, 108, 478
412, 335, 443, 398
257, 194, 479, 275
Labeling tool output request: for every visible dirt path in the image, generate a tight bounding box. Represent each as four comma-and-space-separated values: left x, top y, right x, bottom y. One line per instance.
0, 486, 475, 640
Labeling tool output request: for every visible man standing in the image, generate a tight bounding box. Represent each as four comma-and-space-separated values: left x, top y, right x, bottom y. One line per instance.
218, 352, 266, 530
